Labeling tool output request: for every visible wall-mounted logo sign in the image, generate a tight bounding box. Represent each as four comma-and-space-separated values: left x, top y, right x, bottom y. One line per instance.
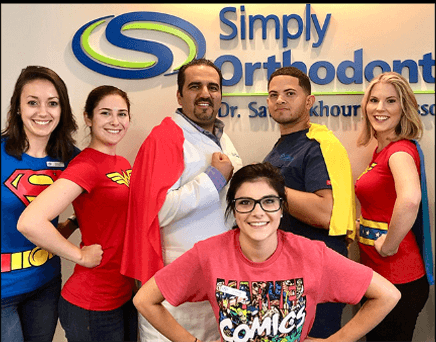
72, 12, 206, 79
72, 6, 434, 91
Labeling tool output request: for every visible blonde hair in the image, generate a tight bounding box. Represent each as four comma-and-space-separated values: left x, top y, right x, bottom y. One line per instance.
357, 72, 423, 146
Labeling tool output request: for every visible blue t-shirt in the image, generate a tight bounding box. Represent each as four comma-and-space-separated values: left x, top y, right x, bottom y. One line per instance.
264, 129, 347, 255
1, 139, 79, 298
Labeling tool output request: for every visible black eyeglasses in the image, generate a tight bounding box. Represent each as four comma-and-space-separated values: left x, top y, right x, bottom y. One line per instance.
233, 196, 283, 213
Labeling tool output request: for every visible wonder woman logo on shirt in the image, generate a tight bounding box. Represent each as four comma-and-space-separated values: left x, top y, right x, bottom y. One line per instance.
106, 170, 132, 187
4, 169, 61, 206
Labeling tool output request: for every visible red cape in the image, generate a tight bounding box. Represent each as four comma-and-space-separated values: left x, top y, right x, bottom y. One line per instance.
121, 117, 184, 283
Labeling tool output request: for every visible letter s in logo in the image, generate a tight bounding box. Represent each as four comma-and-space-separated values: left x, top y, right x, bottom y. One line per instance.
72, 12, 206, 79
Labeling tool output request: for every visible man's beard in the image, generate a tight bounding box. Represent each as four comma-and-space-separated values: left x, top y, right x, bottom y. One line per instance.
270, 107, 306, 127
193, 98, 216, 122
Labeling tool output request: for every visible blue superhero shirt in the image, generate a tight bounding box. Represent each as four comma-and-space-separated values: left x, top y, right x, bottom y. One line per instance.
1, 139, 79, 298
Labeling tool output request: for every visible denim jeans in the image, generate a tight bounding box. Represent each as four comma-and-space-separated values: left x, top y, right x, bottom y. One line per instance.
1, 275, 61, 342
58, 295, 138, 341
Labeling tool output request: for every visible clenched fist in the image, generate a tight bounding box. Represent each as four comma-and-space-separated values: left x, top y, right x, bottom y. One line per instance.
211, 152, 234, 182
79, 244, 103, 268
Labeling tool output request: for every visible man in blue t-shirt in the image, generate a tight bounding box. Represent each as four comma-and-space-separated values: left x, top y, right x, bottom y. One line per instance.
263, 67, 356, 339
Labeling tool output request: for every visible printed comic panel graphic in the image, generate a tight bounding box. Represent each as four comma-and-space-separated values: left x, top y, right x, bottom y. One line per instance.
4, 169, 61, 206
216, 278, 306, 342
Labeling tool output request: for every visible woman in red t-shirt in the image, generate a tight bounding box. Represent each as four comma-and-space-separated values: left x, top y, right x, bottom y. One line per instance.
355, 71, 431, 342
132, 162, 400, 342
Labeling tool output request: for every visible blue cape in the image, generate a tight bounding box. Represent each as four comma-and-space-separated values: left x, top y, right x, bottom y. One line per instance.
412, 141, 434, 285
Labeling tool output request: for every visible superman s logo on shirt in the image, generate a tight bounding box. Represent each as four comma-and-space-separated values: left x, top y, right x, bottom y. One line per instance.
4, 169, 62, 206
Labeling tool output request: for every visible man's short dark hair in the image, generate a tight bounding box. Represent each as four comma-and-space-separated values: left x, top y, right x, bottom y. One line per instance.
177, 58, 223, 96
268, 67, 311, 95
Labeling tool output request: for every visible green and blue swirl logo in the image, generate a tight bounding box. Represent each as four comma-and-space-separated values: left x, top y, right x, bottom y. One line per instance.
72, 12, 206, 79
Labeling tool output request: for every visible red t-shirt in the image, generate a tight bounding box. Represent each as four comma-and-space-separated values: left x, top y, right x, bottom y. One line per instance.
355, 140, 425, 284
60, 148, 134, 310
155, 229, 372, 341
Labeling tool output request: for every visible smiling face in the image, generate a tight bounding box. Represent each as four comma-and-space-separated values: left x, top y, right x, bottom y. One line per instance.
177, 64, 222, 132
365, 82, 402, 140
20, 79, 61, 143
267, 75, 314, 134
85, 94, 130, 154
234, 179, 282, 250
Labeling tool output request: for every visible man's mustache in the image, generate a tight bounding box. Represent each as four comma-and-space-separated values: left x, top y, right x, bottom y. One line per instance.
195, 98, 214, 107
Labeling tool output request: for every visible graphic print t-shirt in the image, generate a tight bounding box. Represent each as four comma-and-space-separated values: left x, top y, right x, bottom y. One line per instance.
1, 139, 79, 298
155, 229, 372, 341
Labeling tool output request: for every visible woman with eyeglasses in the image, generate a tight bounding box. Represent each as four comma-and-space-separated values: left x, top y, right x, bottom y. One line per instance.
132, 162, 401, 342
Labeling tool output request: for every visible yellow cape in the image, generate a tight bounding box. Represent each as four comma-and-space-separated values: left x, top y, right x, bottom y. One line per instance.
306, 123, 356, 241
